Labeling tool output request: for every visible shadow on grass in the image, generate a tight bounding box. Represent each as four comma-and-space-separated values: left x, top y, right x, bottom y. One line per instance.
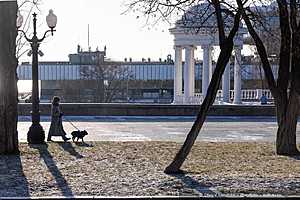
0, 154, 30, 197
169, 173, 219, 196
291, 155, 300, 160
57, 142, 84, 159
30, 144, 73, 197
74, 142, 94, 147
287, 147, 300, 160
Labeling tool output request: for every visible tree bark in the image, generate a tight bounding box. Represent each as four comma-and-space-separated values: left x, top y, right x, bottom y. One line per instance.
0, 1, 19, 154
274, 0, 299, 155
276, 92, 300, 155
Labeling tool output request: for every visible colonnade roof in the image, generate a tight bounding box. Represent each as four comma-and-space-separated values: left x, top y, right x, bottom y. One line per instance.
176, 2, 235, 30
170, 2, 248, 47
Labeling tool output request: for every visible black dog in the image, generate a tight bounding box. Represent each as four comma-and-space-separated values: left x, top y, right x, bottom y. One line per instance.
71, 130, 88, 142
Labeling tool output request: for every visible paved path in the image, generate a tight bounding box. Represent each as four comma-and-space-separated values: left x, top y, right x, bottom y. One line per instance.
18, 116, 300, 143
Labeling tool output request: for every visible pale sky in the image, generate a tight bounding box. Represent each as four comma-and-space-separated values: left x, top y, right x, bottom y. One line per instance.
18, 0, 252, 62
17, 0, 252, 92
19, 0, 175, 62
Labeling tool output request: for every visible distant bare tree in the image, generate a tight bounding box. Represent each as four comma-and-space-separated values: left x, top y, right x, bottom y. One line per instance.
245, 1, 281, 57
80, 63, 132, 103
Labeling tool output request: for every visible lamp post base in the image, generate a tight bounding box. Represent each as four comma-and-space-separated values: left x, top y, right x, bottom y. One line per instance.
27, 123, 45, 144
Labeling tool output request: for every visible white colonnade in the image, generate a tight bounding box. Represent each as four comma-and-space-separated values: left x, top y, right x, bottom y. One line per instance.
170, 2, 247, 104
173, 45, 243, 104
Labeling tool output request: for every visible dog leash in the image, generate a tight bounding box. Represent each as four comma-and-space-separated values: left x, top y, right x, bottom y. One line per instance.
64, 117, 80, 131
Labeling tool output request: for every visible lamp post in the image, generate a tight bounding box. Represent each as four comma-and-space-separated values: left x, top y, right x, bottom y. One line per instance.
17, 10, 57, 144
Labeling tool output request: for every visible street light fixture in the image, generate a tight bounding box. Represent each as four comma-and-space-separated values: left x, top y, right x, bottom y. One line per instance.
17, 10, 57, 144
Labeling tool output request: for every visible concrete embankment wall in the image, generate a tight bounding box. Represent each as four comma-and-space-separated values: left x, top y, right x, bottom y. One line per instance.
18, 103, 276, 116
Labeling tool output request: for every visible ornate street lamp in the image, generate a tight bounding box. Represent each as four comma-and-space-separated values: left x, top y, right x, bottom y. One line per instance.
17, 10, 57, 144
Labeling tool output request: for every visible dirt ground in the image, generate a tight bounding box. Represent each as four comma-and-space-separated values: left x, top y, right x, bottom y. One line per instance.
0, 141, 299, 197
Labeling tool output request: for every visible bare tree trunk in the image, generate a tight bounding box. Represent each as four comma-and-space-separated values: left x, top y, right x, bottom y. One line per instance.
275, 0, 300, 155
164, 0, 241, 173
100, 79, 105, 102
165, 42, 235, 174
0, 1, 19, 154
95, 79, 105, 102
276, 92, 300, 155
258, 64, 264, 89
237, 0, 300, 155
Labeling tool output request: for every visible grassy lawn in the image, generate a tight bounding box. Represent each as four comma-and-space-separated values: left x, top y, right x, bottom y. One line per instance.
0, 142, 299, 197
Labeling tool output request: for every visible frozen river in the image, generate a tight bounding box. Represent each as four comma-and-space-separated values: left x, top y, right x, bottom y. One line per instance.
17, 116, 300, 143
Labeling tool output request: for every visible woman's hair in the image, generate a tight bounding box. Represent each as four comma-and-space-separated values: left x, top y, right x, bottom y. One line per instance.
52, 96, 60, 106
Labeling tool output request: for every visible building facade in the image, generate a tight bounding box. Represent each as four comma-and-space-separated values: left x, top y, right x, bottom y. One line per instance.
18, 46, 277, 103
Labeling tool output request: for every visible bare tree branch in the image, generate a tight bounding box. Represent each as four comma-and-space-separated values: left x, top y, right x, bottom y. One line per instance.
237, 0, 279, 99
16, 0, 42, 59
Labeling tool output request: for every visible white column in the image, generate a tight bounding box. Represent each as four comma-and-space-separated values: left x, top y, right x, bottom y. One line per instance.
208, 47, 214, 82
191, 47, 195, 96
233, 46, 242, 104
202, 45, 212, 97
184, 46, 195, 103
173, 46, 183, 103
222, 62, 230, 103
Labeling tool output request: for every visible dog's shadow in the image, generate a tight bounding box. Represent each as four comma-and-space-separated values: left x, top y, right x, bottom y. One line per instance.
74, 141, 93, 147
57, 142, 85, 159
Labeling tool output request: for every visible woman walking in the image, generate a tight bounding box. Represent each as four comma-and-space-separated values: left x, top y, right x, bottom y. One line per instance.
47, 96, 70, 142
